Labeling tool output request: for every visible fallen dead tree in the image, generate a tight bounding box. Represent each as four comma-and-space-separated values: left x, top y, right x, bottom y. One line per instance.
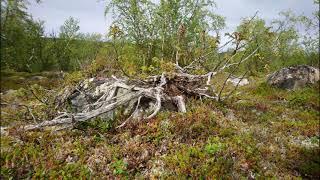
23, 52, 257, 131
8, 13, 275, 132
24, 71, 218, 131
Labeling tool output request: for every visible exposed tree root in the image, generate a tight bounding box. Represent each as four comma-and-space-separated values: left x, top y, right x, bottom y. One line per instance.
8, 12, 270, 132
18, 44, 263, 131
24, 71, 219, 131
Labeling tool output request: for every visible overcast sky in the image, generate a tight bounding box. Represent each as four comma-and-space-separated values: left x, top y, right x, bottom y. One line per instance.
28, 0, 318, 37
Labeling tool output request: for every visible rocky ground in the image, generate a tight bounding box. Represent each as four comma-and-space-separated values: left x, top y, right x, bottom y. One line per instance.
0, 70, 63, 92
0, 70, 319, 179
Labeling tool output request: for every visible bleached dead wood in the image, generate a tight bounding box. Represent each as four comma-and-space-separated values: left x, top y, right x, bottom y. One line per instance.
22, 49, 260, 131
22, 70, 223, 131
13, 12, 268, 132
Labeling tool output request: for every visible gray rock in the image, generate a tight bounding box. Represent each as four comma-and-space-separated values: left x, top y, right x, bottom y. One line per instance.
30, 76, 47, 81
70, 92, 115, 120
70, 93, 88, 112
267, 65, 319, 90
69, 81, 132, 120
5, 89, 17, 96
225, 110, 236, 120
0, 127, 9, 136
227, 76, 249, 86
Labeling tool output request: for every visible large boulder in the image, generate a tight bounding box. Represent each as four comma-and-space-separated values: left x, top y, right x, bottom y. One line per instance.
267, 65, 319, 90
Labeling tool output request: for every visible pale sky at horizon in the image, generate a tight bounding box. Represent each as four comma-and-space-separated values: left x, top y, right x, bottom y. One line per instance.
27, 0, 318, 39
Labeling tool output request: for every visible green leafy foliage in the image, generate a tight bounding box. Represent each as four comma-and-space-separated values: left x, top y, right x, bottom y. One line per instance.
105, 0, 225, 66
110, 159, 128, 176
1, 1, 103, 72
1, 0, 320, 179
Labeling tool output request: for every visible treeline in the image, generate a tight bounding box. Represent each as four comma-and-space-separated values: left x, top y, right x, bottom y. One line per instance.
1, 0, 319, 75
105, 0, 319, 76
1, 0, 103, 72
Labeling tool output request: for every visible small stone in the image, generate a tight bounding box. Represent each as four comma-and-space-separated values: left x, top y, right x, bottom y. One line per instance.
0, 127, 9, 136
227, 76, 250, 86
30, 76, 47, 81
5, 89, 17, 96
225, 110, 236, 120
65, 155, 78, 164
